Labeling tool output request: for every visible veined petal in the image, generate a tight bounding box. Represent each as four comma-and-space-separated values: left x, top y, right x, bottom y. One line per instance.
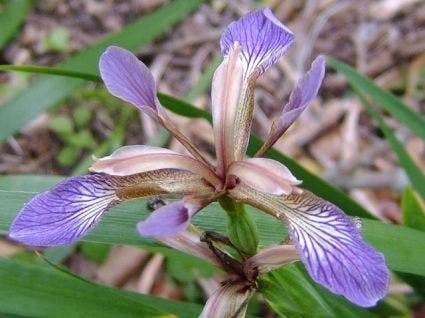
9, 175, 119, 246
90, 145, 221, 188
99, 46, 160, 120
99, 47, 213, 168
256, 56, 326, 157
137, 200, 204, 238
200, 281, 254, 318
9, 168, 215, 247
228, 158, 301, 195
215, 8, 294, 163
229, 184, 389, 307
221, 8, 294, 77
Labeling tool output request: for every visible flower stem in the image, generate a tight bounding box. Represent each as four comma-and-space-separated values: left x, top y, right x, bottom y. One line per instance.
219, 196, 259, 256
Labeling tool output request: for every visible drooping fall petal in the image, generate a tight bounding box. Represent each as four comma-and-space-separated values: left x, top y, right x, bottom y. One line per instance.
229, 182, 389, 307
99, 46, 161, 120
228, 158, 301, 195
256, 56, 326, 156
213, 8, 295, 164
9, 165, 215, 247
9, 175, 119, 246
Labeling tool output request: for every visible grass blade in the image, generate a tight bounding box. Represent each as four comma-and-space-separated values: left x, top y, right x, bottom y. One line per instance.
356, 90, 425, 200
0, 256, 201, 317
327, 57, 425, 141
0, 0, 202, 143
0, 0, 33, 48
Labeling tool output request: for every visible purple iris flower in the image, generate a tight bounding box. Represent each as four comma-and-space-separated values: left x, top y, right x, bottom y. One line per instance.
9, 8, 389, 307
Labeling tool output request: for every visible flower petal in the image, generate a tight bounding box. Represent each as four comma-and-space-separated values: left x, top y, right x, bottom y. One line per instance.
9, 167, 216, 247
214, 8, 294, 163
221, 8, 294, 77
247, 244, 299, 273
200, 281, 254, 318
158, 228, 220, 267
211, 43, 245, 176
228, 158, 301, 195
99, 46, 160, 120
256, 56, 326, 156
90, 145, 221, 188
137, 200, 202, 238
229, 184, 389, 307
9, 175, 119, 246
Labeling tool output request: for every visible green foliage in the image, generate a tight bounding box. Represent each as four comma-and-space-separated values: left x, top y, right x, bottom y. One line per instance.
0, 257, 201, 317
0, 0, 203, 143
402, 187, 425, 231
327, 57, 425, 141
80, 242, 112, 264
262, 264, 377, 317
355, 90, 425, 200
0, 0, 33, 48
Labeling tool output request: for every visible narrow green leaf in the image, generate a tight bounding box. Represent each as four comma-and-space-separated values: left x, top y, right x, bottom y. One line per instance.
400, 187, 425, 297
0, 0, 202, 142
262, 264, 377, 318
1, 175, 425, 276
327, 57, 425, 141
356, 90, 425, 200
0, 257, 201, 317
0, 0, 33, 48
402, 187, 425, 231
0, 64, 102, 82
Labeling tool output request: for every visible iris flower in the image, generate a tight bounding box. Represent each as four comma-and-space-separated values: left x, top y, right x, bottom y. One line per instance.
9, 8, 389, 308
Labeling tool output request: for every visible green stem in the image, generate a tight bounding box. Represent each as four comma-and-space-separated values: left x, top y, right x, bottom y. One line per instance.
219, 196, 259, 257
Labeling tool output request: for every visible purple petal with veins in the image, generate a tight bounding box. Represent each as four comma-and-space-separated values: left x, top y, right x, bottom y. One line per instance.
284, 192, 389, 307
99, 46, 160, 120
9, 175, 119, 247
137, 200, 201, 238
221, 8, 294, 76
277, 56, 325, 133
255, 56, 326, 157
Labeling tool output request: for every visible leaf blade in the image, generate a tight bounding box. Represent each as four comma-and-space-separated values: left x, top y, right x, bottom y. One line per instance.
327, 57, 425, 141
0, 0, 202, 142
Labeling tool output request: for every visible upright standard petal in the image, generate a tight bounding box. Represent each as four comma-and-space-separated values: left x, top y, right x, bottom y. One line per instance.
256, 56, 326, 157
216, 8, 294, 162
137, 200, 203, 238
9, 175, 119, 246
99, 46, 160, 120
211, 43, 244, 176
221, 8, 294, 77
229, 183, 389, 307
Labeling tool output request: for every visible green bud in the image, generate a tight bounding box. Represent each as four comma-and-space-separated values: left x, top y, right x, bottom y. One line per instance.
219, 196, 259, 256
